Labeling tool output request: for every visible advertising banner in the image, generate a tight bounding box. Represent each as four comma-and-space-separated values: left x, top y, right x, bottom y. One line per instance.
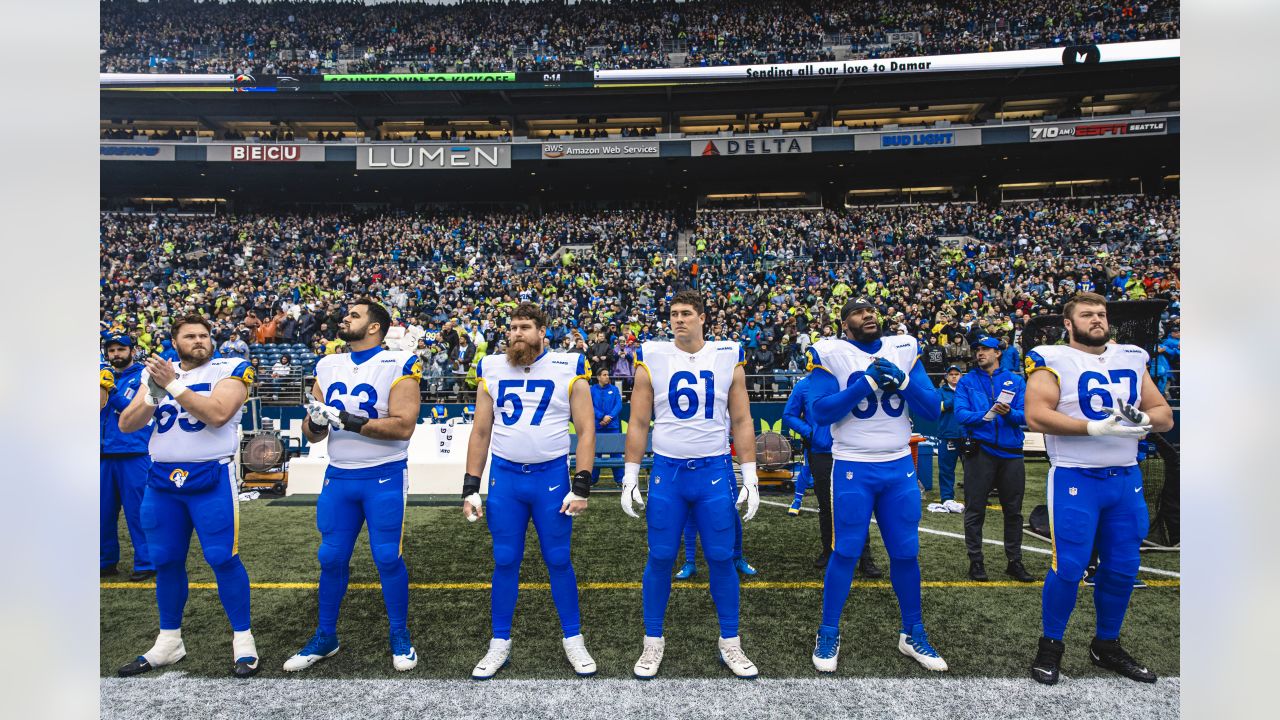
1029, 117, 1168, 142
540, 140, 660, 160
694, 137, 812, 157
100, 144, 175, 161
206, 144, 326, 162
854, 128, 982, 150
357, 144, 512, 170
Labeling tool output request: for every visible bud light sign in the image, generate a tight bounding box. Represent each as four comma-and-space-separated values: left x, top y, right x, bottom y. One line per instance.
881, 132, 956, 148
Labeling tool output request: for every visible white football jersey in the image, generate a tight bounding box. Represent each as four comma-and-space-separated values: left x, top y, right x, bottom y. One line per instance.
807, 336, 919, 462
1027, 343, 1150, 468
146, 358, 254, 463
479, 351, 589, 464
315, 349, 423, 469
639, 340, 743, 459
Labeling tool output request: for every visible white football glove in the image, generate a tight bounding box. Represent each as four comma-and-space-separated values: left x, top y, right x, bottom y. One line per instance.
736, 462, 760, 522
1087, 402, 1151, 439
143, 371, 167, 405
621, 462, 644, 518
463, 493, 483, 522
305, 399, 343, 429
1107, 399, 1152, 428
560, 491, 589, 517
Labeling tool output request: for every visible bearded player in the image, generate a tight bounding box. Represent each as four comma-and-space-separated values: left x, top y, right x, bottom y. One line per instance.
621, 290, 760, 679
116, 314, 259, 677
463, 303, 599, 679
1025, 292, 1172, 685
284, 299, 423, 672
807, 297, 946, 673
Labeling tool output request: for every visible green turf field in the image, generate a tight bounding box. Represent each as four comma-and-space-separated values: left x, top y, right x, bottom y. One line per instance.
100, 460, 1179, 680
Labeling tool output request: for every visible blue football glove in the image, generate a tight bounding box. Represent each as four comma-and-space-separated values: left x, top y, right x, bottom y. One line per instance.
873, 358, 906, 390
862, 365, 886, 390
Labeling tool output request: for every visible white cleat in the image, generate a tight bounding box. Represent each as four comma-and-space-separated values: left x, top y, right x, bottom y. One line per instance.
390, 628, 418, 672
471, 638, 511, 680
899, 624, 949, 672
392, 647, 418, 672
718, 636, 758, 678
562, 634, 597, 677
282, 632, 340, 672
633, 635, 665, 679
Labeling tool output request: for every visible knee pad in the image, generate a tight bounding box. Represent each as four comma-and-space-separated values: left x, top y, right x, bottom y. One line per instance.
370, 542, 403, 574
492, 536, 524, 569
317, 540, 352, 571
148, 543, 186, 569
201, 544, 236, 570
882, 499, 922, 560
832, 491, 869, 558
645, 496, 681, 561
541, 539, 571, 570
697, 503, 737, 563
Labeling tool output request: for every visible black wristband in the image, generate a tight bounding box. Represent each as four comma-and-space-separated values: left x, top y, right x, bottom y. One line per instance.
338, 411, 369, 434
462, 473, 482, 499
571, 470, 592, 498
307, 418, 328, 434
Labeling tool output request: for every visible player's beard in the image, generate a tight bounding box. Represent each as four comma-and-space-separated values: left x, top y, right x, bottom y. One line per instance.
1066, 318, 1110, 347
177, 345, 211, 365
845, 319, 882, 344
506, 338, 540, 367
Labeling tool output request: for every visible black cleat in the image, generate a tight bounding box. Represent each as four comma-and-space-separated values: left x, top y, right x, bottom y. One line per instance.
968, 560, 988, 581
129, 570, 156, 582
1006, 560, 1034, 583
101, 565, 119, 578
117, 656, 155, 677
1031, 636, 1064, 685
233, 656, 261, 678
856, 555, 883, 579
1083, 565, 1097, 586
814, 552, 831, 568
1089, 638, 1156, 683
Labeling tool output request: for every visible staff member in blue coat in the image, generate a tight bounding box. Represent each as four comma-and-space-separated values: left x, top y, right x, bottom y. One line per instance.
935, 366, 965, 511
100, 333, 155, 581
783, 375, 882, 576
953, 337, 1032, 583
589, 368, 623, 486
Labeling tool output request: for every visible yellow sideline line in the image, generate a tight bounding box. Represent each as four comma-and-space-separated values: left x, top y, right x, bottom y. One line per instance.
101, 579, 1180, 590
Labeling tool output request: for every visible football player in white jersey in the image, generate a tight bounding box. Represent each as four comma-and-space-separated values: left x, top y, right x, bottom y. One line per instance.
462, 303, 599, 679
116, 314, 259, 678
283, 299, 423, 673
621, 290, 760, 679
806, 297, 947, 674
1025, 292, 1172, 685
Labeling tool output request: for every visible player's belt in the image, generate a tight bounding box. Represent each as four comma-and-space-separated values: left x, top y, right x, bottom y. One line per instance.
652, 453, 732, 471
492, 454, 568, 474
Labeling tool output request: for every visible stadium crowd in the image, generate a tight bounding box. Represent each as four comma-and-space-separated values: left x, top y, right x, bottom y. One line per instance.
100, 195, 1179, 395
100, 0, 1179, 75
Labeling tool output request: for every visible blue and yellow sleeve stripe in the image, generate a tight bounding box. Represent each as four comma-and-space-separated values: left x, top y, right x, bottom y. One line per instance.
634, 345, 650, 376
569, 355, 591, 396
1025, 351, 1060, 383
392, 355, 424, 389
230, 361, 255, 385
805, 347, 829, 374
737, 344, 747, 367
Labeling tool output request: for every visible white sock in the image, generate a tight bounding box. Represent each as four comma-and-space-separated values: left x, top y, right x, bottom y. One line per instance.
143, 629, 183, 665
233, 629, 258, 660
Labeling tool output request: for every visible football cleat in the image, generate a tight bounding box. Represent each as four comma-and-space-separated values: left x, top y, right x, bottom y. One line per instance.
857, 555, 883, 579
718, 636, 758, 678
118, 632, 185, 677
812, 627, 841, 673
282, 631, 339, 672
471, 638, 511, 680
562, 634, 597, 676
390, 628, 418, 672
675, 562, 697, 580
1032, 636, 1065, 685
787, 498, 803, 516
1089, 637, 1156, 683
735, 558, 758, 576
633, 635, 665, 679
232, 630, 260, 678
898, 624, 948, 672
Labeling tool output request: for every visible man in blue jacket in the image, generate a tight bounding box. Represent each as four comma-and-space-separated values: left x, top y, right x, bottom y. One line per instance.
935, 366, 964, 510
100, 333, 155, 581
782, 375, 882, 576
953, 337, 1033, 583
589, 369, 623, 486
999, 336, 1022, 376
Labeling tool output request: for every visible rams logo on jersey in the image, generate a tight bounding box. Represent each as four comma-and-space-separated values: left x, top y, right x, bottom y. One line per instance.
408, 358, 423, 380
169, 468, 189, 488
240, 366, 257, 385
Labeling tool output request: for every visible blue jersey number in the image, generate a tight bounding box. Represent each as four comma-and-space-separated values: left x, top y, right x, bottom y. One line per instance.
325, 382, 379, 419
154, 383, 212, 433
845, 372, 905, 419
669, 370, 715, 420
496, 379, 555, 426
1078, 369, 1139, 420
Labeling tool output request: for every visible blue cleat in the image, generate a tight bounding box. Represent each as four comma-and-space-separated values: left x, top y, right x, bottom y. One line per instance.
898, 623, 948, 671
812, 627, 840, 672
390, 627, 418, 671
735, 558, 758, 576
675, 562, 697, 579
283, 631, 340, 672
788, 497, 803, 516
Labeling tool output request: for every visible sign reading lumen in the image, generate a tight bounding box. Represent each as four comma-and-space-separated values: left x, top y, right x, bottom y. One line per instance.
696, 137, 812, 156
358, 145, 512, 170
1029, 118, 1168, 142
854, 128, 981, 150
541, 141, 659, 160
325, 73, 516, 83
